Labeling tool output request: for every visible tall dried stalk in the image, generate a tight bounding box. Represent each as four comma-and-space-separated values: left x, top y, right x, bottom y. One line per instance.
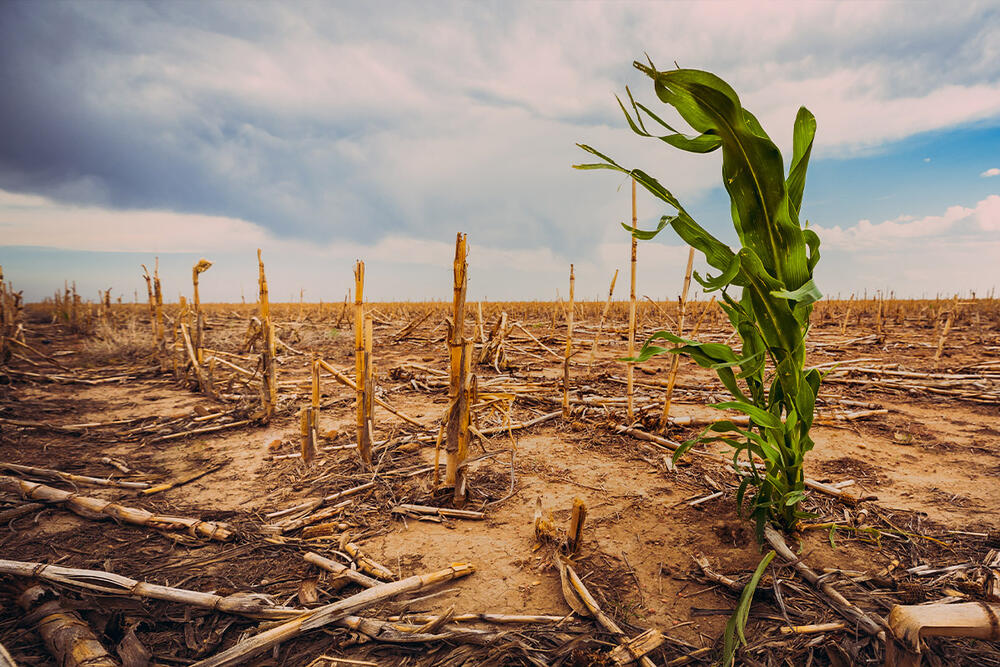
562, 264, 575, 419
934, 295, 959, 362
0, 265, 24, 366
192, 258, 212, 355
627, 178, 638, 422
153, 259, 167, 371
141, 264, 156, 351
658, 247, 695, 430
180, 321, 212, 397
476, 301, 486, 344
445, 233, 474, 504
300, 358, 321, 465
588, 269, 618, 371
840, 294, 854, 335
257, 249, 277, 421
354, 261, 373, 466
875, 289, 884, 336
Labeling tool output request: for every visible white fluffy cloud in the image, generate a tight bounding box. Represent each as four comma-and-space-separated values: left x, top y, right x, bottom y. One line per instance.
813, 195, 1000, 249
983, 167, 1000, 177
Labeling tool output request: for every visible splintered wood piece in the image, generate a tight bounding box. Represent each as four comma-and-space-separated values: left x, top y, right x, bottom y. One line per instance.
264, 481, 374, 521
341, 538, 396, 581
269, 501, 351, 535
764, 526, 882, 636
303, 552, 380, 590
191, 563, 474, 667
691, 554, 741, 592
607, 627, 665, 665
391, 504, 484, 520
985, 549, 1000, 601
1, 558, 301, 619
385, 612, 567, 624
180, 322, 212, 397
533, 497, 559, 545
413, 605, 456, 634
553, 554, 657, 667
17, 584, 118, 667
0, 462, 150, 490
0, 641, 15, 667
885, 602, 1000, 667
566, 497, 587, 554
0, 476, 232, 541
141, 462, 227, 495
780, 622, 845, 634
299, 522, 348, 539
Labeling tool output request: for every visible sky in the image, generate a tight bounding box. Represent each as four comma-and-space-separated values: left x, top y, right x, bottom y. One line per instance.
1, 0, 999, 303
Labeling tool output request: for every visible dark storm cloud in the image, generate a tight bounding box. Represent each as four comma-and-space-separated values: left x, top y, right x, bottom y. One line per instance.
0, 1, 412, 242
1, 0, 999, 260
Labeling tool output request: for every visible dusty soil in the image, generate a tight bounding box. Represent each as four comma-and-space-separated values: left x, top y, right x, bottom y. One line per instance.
1, 303, 999, 666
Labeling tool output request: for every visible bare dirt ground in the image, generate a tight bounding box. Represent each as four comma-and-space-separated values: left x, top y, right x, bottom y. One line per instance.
1, 302, 999, 666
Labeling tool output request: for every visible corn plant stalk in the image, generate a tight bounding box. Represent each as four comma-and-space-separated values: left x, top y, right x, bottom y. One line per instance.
153, 260, 167, 371
141, 265, 156, 354
933, 295, 958, 362
840, 294, 854, 335
191, 563, 474, 667
627, 178, 638, 422
589, 269, 619, 371
0, 475, 232, 540
354, 261, 373, 466
562, 264, 575, 419
444, 233, 473, 501
658, 246, 695, 430
1, 559, 296, 619
257, 249, 277, 421
577, 62, 823, 535
192, 258, 212, 355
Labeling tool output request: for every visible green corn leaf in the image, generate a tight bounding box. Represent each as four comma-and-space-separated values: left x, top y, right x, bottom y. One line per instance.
621, 216, 672, 240
695, 253, 742, 291
722, 550, 776, 666
786, 107, 817, 217
711, 401, 782, 429
784, 490, 807, 506
620, 344, 671, 363
803, 228, 821, 272
616, 93, 723, 153
771, 279, 823, 306
634, 65, 811, 290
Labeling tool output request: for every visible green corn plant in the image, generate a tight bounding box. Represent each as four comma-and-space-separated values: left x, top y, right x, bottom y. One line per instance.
575, 60, 822, 537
